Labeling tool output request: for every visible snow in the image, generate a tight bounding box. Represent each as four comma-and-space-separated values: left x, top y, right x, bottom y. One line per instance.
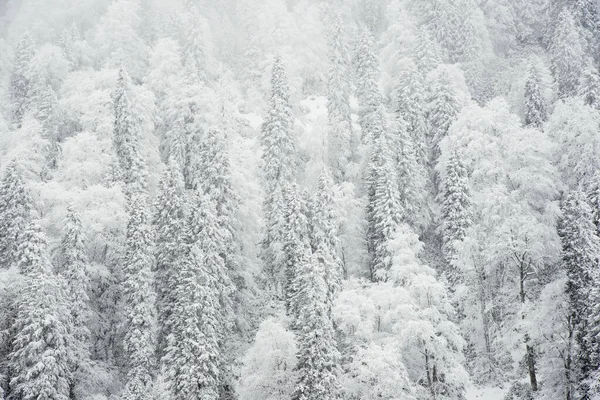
466, 385, 508, 400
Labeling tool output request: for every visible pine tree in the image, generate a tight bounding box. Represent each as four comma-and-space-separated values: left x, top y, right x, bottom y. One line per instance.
558, 191, 600, 400
0, 161, 31, 270
261, 56, 296, 292
291, 253, 341, 400
550, 9, 586, 98
524, 64, 548, 128
120, 194, 156, 400
427, 70, 460, 170
113, 68, 148, 194
9, 32, 35, 127
579, 64, 600, 110
57, 206, 91, 394
441, 150, 472, 284
8, 222, 74, 400
394, 61, 428, 167
327, 16, 354, 181
414, 26, 442, 74
355, 27, 383, 142
153, 160, 187, 355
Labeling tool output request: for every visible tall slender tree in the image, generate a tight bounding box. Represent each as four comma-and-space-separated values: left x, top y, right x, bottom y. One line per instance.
524, 63, 548, 128
355, 27, 383, 142
550, 9, 586, 98
9, 32, 35, 127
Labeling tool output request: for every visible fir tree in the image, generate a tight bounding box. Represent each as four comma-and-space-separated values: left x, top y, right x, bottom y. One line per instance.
558, 191, 600, 400
579, 64, 600, 110
550, 9, 585, 98
414, 26, 442, 74
153, 161, 187, 355
9, 32, 35, 127
441, 150, 472, 284
291, 253, 341, 400
261, 56, 296, 292
355, 27, 383, 142
0, 161, 31, 270
327, 16, 354, 181
427, 70, 460, 170
120, 194, 156, 400
524, 63, 547, 128
8, 222, 74, 400
113, 68, 148, 194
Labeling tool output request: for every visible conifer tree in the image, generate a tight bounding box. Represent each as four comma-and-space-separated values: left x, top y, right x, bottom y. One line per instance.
291, 253, 341, 400
427, 70, 460, 170
153, 161, 187, 354
579, 64, 600, 110
8, 222, 74, 400
261, 56, 296, 292
0, 161, 31, 270
558, 191, 600, 400
524, 64, 547, 128
57, 206, 91, 393
441, 150, 472, 284
355, 27, 383, 142
113, 68, 148, 193
120, 194, 156, 400
10, 32, 35, 127
414, 26, 442, 74
327, 16, 354, 181
550, 9, 585, 98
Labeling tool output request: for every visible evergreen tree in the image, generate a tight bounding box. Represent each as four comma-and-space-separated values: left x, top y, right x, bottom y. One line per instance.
113, 68, 149, 194
579, 64, 600, 110
427, 70, 460, 170
524, 63, 548, 128
8, 222, 74, 400
355, 27, 383, 142
153, 161, 187, 355
441, 150, 472, 284
414, 26, 442, 74
120, 194, 156, 400
0, 161, 31, 270
558, 191, 600, 400
57, 206, 91, 395
291, 253, 341, 400
261, 56, 296, 292
326, 16, 354, 181
550, 9, 585, 98
9, 32, 35, 127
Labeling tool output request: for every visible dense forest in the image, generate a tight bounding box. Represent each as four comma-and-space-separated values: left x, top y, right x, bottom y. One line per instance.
0, 0, 600, 399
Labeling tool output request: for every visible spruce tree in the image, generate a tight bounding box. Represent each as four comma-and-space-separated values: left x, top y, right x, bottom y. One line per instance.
10, 32, 35, 127
0, 161, 31, 270
261, 56, 296, 292
414, 26, 442, 74
8, 222, 74, 400
355, 27, 383, 142
524, 63, 547, 128
291, 253, 341, 400
441, 150, 472, 284
550, 9, 585, 98
113, 68, 148, 194
153, 161, 187, 355
558, 191, 600, 400
427, 70, 460, 170
579, 64, 600, 110
326, 16, 354, 181
120, 194, 156, 400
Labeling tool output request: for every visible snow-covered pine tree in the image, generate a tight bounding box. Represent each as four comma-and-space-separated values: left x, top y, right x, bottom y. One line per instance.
120, 193, 156, 400
283, 183, 312, 319
326, 16, 354, 182
355, 27, 383, 142
153, 160, 186, 355
579, 64, 600, 110
524, 63, 547, 128
427, 70, 460, 173
113, 68, 149, 194
550, 9, 586, 98
311, 169, 343, 313
441, 150, 472, 284
394, 60, 428, 167
8, 222, 74, 400
414, 26, 442, 74
9, 32, 35, 128
291, 252, 341, 400
0, 161, 32, 270
57, 206, 91, 395
261, 56, 296, 293
558, 191, 600, 400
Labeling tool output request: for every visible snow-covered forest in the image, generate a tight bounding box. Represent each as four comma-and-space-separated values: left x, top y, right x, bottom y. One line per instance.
0, 0, 600, 399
